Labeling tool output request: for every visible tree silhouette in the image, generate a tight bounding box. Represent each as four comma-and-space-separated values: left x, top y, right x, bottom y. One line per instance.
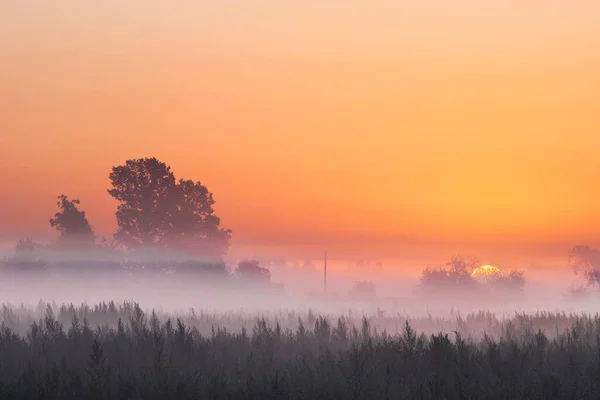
2, 237, 47, 270
15, 236, 40, 253
420, 267, 451, 289
489, 270, 526, 293
108, 158, 176, 249
49, 195, 96, 249
420, 255, 479, 293
569, 245, 600, 287
168, 178, 232, 256
446, 255, 479, 285
566, 283, 589, 301
107, 158, 231, 259
235, 260, 271, 283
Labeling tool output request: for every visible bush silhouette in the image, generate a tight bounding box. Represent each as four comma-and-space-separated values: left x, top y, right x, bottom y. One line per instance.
420, 255, 479, 293
235, 260, 271, 283
1, 237, 47, 271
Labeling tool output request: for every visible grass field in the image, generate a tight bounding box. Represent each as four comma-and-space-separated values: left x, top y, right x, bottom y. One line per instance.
0, 301, 599, 399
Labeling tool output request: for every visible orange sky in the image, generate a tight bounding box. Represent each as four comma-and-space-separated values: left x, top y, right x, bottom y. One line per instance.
1, 1, 600, 270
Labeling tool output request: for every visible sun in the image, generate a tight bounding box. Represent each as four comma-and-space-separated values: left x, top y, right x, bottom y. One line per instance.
471, 265, 502, 278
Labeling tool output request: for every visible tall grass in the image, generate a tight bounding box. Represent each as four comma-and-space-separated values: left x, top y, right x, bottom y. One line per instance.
1, 302, 600, 399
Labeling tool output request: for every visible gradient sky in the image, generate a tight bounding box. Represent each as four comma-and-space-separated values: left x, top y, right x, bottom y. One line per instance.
1, 1, 600, 269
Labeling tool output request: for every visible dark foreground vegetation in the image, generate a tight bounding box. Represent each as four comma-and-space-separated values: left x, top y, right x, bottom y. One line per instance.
1, 302, 600, 399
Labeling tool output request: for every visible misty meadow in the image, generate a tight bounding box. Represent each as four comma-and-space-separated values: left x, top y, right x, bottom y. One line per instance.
3, 1, 600, 397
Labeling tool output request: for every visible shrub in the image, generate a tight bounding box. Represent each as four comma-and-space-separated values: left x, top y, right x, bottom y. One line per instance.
235, 260, 271, 283
1, 237, 47, 272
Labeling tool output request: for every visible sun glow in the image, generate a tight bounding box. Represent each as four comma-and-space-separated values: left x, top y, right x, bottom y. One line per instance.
471, 265, 502, 278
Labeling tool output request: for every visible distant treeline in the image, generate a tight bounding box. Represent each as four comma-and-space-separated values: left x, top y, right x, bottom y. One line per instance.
418, 255, 526, 296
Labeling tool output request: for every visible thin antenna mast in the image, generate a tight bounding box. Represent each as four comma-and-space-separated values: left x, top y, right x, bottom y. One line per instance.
324, 250, 328, 293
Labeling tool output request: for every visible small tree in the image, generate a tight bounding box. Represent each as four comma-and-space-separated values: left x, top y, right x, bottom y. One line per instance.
15, 236, 40, 253
569, 245, 600, 287
507, 270, 525, 290
420, 256, 479, 288
566, 284, 589, 301
235, 260, 271, 283
2, 237, 47, 270
446, 255, 479, 285
419, 255, 480, 295
49, 195, 96, 249
420, 267, 450, 289
489, 270, 526, 293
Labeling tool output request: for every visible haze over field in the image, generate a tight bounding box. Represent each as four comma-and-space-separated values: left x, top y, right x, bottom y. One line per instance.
0, 0, 598, 346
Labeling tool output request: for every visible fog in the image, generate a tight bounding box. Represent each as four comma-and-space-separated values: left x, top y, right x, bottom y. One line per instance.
1, 251, 598, 399
0, 254, 595, 334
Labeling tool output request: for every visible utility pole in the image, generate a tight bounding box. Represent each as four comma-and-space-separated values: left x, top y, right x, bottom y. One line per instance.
324, 250, 328, 294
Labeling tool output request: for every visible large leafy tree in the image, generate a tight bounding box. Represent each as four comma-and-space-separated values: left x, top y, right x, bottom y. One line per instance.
107, 157, 231, 258
49, 195, 96, 249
